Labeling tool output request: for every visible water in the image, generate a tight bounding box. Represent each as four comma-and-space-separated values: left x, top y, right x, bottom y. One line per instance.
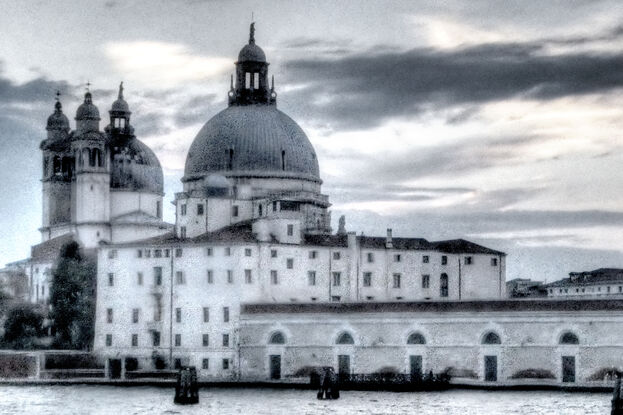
0, 385, 611, 415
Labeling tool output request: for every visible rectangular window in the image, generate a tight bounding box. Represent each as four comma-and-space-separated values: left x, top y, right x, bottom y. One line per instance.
108, 273, 114, 286
309, 250, 318, 259
286, 258, 294, 269
105, 334, 112, 347
132, 308, 139, 324
175, 271, 185, 285
152, 331, 161, 347
145, 249, 151, 258
202, 334, 209, 347
106, 308, 113, 324
137, 272, 143, 285
491, 257, 498, 266
333, 252, 341, 260
271, 249, 277, 258
464, 256, 472, 265
180, 227, 187, 238
271, 270, 278, 285
393, 273, 401, 288
175, 248, 183, 258
394, 254, 401, 262
222, 359, 230, 370
245, 248, 252, 257
175, 307, 182, 323
207, 270, 214, 284
154, 267, 162, 286
423, 255, 429, 263
225, 247, 231, 256
202, 359, 209, 370
222, 334, 229, 347
154, 249, 162, 258
181, 204, 187, 216
165, 249, 170, 258
137, 249, 143, 258
332, 272, 341, 287
206, 247, 213, 256
108, 249, 117, 259
156, 200, 162, 219
245, 269, 252, 284
203, 307, 210, 322
232, 206, 239, 217
367, 252, 374, 263
227, 270, 233, 284
223, 307, 230, 322
331, 296, 341, 302
272, 201, 278, 211
422, 274, 430, 289
131, 334, 138, 347
287, 224, 294, 236
308, 271, 316, 286
175, 334, 181, 347
197, 203, 204, 215
441, 255, 447, 265
363, 272, 372, 287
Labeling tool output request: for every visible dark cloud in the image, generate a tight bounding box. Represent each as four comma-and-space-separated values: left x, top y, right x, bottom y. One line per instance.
281, 38, 623, 131
0, 75, 73, 104
173, 93, 223, 127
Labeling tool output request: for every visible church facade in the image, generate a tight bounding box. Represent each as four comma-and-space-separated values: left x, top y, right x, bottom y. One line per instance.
25, 25, 623, 387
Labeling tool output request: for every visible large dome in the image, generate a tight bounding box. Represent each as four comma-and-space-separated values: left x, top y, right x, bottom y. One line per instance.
183, 105, 320, 183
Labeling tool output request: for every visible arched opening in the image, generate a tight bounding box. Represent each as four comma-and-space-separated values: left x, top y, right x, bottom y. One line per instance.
336, 332, 354, 345
269, 331, 286, 345
82, 148, 90, 167
407, 332, 426, 345
560, 332, 579, 345
52, 156, 61, 174
258, 204, 263, 217
281, 150, 286, 171
440, 273, 449, 297
482, 331, 501, 345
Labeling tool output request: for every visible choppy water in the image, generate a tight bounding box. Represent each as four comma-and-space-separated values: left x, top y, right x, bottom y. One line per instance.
0, 385, 612, 415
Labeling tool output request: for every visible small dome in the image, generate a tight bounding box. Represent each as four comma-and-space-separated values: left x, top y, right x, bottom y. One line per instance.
76, 92, 100, 120
111, 82, 131, 114
110, 138, 163, 194
238, 43, 266, 63
46, 101, 70, 131
204, 174, 231, 188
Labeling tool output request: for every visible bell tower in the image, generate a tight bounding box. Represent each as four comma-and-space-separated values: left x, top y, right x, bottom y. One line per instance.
71, 89, 111, 247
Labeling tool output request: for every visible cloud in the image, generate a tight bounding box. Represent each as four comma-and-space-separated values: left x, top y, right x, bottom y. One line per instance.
281, 39, 623, 131
104, 41, 231, 88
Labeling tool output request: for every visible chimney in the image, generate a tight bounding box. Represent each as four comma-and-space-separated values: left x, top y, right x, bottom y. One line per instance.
386, 228, 393, 249
347, 231, 357, 248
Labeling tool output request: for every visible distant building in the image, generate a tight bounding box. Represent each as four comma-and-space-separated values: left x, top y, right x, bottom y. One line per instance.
546, 268, 623, 298
506, 278, 546, 298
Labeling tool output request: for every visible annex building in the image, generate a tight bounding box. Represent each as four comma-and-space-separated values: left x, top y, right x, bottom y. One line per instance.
18, 24, 623, 387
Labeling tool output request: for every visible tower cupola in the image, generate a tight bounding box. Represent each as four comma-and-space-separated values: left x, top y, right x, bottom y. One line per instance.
229, 23, 277, 106
109, 82, 132, 135
75, 89, 101, 134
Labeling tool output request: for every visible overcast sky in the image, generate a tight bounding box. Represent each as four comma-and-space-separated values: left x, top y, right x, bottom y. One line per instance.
2, 0, 623, 282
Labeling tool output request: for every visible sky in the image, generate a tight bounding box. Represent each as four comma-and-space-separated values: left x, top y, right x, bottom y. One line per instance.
1, 0, 623, 282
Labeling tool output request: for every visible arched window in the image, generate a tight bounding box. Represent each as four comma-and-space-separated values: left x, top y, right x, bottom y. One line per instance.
482, 331, 501, 345
53, 156, 61, 174
336, 332, 354, 345
269, 331, 286, 345
281, 150, 286, 171
228, 149, 234, 170
560, 332, 579, 345
82, 148, 90, 167
440, 273, 449, 297
407, 332, 426, 345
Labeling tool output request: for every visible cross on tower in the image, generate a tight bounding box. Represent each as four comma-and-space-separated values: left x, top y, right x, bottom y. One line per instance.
55, 90, 61, 101
86, 81, 91, 92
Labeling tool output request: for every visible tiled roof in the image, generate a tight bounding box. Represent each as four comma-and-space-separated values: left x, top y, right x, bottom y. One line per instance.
105, 222, 504, 256
30, 233, 75, 262
547, 268, 623, 287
